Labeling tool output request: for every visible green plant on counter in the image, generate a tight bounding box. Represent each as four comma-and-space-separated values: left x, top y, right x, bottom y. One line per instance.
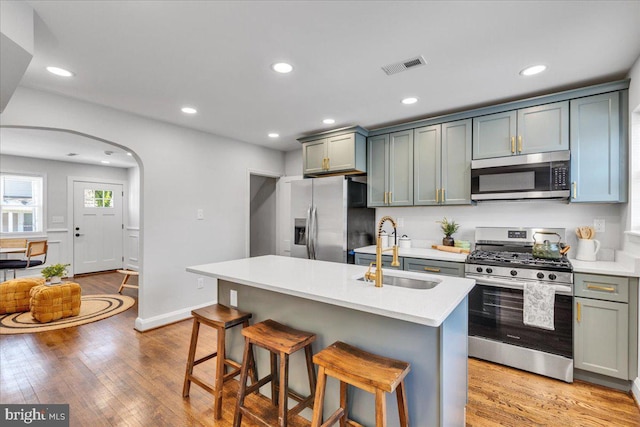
41, 263, 70, 279
437, 217, 460, 237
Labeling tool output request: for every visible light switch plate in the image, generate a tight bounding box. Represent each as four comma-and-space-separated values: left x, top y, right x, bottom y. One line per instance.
197, 209, 204, 220
197, 278, 204, 289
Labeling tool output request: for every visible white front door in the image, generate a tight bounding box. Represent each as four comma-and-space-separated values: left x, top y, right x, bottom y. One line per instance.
73, 181, 123, 274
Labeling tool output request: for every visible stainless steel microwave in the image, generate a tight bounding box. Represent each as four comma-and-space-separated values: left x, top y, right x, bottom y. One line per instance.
471, 151, 570, 201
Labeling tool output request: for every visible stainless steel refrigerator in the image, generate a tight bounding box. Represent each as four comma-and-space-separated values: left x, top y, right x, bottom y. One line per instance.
291, 176, 374, 263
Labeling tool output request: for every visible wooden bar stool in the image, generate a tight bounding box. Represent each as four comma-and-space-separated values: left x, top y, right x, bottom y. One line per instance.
183, 304, 255, 420
117, 269, 139, 293
311, 341, 410, 427
234, 319, 317, 427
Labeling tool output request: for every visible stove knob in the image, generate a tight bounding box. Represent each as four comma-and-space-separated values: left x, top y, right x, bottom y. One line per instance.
476, 267, 483, 273
549, 274, 557, 281
510, 270, 517, 277
537, 272, 544, 279
486, 268, 493, 274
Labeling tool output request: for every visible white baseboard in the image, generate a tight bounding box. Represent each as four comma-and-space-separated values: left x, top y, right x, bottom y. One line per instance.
134, 299, 217, 332
632, 377, 640, 408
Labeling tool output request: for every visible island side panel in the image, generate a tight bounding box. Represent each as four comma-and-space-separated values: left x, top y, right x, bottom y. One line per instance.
440, 296, 469, 426
219, 279, 444, 427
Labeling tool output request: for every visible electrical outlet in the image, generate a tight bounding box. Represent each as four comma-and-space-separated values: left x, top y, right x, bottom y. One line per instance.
197, 278, 204, 289
397, 217, 405, 227
593, 219, 605, 233
197, 209, 204, 220
230, 289, 238, 307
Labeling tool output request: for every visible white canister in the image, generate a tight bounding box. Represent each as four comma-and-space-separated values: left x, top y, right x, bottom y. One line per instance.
379, 231, 389, 248
398, 235, 411, 249
575, 238, 600, 261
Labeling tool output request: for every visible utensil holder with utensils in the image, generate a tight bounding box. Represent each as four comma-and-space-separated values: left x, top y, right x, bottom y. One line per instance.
575, 226, 600, 261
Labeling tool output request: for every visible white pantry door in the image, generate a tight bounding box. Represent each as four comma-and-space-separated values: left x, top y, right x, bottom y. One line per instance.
73, 181, 123, 274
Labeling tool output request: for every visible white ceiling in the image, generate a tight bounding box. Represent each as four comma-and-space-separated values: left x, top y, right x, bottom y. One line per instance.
3, 1, 640, 159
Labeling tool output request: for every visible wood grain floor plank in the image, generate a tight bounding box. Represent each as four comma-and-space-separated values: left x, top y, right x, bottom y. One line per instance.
1, 272, 638, 426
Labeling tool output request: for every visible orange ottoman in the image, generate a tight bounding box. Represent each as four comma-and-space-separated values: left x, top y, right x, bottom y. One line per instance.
0, 277, 46, 314
30, 282, 82, 323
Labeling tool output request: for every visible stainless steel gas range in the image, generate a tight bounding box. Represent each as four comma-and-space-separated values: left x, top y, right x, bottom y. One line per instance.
465, 227, 574, 382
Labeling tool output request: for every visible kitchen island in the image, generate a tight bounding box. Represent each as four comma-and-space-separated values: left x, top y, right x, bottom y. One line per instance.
187, 255, 475, 426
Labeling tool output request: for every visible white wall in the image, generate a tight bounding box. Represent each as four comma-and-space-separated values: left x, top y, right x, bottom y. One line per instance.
1, 87, 285, 330
126, 166, 140, 270
0, 154, 129, 272
285, 149, 302, 176
624, 55, 640, 255
623, 54, 640, 405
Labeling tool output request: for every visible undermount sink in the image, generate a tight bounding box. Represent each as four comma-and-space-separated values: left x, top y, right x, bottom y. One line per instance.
357, 274, 440, 290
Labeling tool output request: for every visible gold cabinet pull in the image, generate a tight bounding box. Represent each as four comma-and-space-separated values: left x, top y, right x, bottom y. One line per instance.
441, 188, 445, 202
383, 192, 387, 204
388, 192, 392, 203
322, 158, 326, 170
424, 267, 441, 272
572, 182, 577, 199
511, 136, 516, 153
326, 157, 330, 170
436, 188, 440, 203
577, 301, 581, 323
518, 135, 523, 152
586, 284, 615, 292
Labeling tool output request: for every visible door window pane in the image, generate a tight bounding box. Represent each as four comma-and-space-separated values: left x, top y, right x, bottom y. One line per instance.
84, 189, 115, 208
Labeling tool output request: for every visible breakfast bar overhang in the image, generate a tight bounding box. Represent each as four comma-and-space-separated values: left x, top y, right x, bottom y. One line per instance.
187, 255, 475, 426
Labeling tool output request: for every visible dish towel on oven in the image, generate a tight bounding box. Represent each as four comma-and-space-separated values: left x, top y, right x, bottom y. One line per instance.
523, 282, 555, 330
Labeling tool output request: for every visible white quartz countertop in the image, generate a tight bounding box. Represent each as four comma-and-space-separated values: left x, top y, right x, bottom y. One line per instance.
570, 258, 640, 277
187, 255, 475, 327
354, 245, 468, 262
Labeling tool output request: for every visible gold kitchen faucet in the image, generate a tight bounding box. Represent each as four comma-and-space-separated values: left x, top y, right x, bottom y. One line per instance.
364, 216, 400, 287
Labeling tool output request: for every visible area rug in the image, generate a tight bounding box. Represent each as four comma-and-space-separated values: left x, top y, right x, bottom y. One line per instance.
0, 294, 135, 335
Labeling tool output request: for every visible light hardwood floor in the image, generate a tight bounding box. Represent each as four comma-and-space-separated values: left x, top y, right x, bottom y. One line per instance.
1, 272, 639, 426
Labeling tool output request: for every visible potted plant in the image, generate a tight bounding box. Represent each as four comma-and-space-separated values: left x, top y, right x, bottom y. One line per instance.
437, 217, 459, 247
41, 263, 70, 284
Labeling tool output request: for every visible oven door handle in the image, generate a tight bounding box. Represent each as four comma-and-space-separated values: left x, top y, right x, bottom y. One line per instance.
469, 275, 572, 295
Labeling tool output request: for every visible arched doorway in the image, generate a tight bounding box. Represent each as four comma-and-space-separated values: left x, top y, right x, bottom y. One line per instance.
0, 125, 143, 320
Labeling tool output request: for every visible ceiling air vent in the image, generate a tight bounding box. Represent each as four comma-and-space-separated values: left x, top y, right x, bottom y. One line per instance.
381, 55, 427, 76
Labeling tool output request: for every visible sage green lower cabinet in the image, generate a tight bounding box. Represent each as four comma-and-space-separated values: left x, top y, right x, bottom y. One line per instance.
354, 253, 403, 269
574, 296, 628, 380
403, 257, 465, 277
574, 273, 636, 381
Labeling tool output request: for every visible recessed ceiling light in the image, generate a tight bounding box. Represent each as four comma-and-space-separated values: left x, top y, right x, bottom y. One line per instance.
268, 133, 280, 138
46, 66, 74, 77
126, 152, 132, 156
272, 62, 293, 74
520, 65, 547, 76
181, 106, 197, 114
401, 97, 418, 105
101, 160, 111, 164
323, 118, 336, 125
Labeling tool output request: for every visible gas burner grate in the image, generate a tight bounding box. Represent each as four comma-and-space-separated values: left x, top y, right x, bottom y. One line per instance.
467, 250, 572, 272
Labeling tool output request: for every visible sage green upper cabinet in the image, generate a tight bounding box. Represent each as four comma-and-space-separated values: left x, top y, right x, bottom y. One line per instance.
570, 92, 626, 203
300, 127, 367, 177
472, 101, 569, 159
472, 111, 517, 160
302, 139, 327, 175
367, 130, 413, 207
414, 119, 472, 205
